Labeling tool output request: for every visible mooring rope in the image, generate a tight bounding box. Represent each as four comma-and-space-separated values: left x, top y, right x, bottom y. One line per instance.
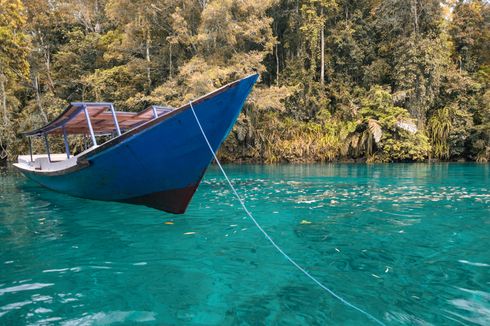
189, 101, 385, 326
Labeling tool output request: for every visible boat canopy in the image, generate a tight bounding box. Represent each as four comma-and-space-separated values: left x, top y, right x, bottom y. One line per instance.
23, 102, 173, 137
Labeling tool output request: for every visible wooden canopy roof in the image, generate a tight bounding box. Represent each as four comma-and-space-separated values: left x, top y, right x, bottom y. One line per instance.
23, 102, 173, 136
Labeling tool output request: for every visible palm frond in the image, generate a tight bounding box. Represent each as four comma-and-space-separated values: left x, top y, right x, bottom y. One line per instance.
368, 119, 382, 144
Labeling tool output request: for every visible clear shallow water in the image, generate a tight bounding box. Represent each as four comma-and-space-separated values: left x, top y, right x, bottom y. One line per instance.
0, 164, 489, 325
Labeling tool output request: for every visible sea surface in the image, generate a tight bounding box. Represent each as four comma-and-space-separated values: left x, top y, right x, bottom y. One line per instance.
0, 164, 489, 325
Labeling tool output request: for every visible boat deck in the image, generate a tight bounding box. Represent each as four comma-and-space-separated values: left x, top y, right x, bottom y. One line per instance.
15, 153, 78, 172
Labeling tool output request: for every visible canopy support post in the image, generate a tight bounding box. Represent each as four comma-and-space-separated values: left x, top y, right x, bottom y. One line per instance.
62, 126, 70, 159
152, 106, 158, 119
110, 104, 121, 136
28, 137, 33, 162
83, 105, 97, 147
43, 133, 51, 163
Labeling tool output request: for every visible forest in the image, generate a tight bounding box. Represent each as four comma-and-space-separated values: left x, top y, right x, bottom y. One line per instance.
0, 0, 489, 163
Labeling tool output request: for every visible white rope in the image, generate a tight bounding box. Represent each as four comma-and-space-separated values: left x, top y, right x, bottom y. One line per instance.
189, 101, 385, 326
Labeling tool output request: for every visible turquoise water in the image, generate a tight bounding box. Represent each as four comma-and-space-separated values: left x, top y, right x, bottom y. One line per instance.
0, 164, 489, 325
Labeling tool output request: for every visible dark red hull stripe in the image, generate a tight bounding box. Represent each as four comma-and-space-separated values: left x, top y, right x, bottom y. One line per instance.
119, 183, 200, 214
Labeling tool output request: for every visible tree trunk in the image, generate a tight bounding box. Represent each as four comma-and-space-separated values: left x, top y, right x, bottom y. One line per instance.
0, 70, 8, 162
33, 73, 49, 123
45, 54, 55, 92
146, 29, 152, 91
169, 44, 173, 78
274, 23, 280, 86
94, 0, 101, 33
275, 43, 280, 86
40, 34, 55, 93
320, 7, 325, 85
411, 0, 419, 35
0, 72, 7, 126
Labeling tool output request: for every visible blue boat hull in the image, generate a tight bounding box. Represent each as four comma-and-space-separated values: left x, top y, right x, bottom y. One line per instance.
18, 74, 258, 213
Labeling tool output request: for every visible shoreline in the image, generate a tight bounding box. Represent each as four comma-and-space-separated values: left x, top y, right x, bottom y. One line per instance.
2, 160, 488, 169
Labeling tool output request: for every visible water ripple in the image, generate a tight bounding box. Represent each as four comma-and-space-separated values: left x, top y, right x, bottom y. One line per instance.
1, 164, 489, 324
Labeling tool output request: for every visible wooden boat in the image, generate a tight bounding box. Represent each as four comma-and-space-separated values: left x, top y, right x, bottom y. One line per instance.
14, 74, 258, 214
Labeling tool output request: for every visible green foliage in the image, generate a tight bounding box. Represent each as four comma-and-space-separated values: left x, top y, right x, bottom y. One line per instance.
428, 107, 452, 159
376, 133, 431, 163
53, 31, 104, 99
0, 0, 489, 164
348, 86, 430, 162
83, 65, 147, 109
148, 0, 276, 107
469, 86, 490, 162
450, 0, 490, 73
300, 0, 338, 77
391, 36, 451, 124
0, 0, 30, 160
222, 110, 351, 163
0, 0, 30, 79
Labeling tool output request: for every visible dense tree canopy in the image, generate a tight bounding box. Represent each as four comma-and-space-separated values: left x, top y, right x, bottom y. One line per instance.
1, 0, 489, 163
